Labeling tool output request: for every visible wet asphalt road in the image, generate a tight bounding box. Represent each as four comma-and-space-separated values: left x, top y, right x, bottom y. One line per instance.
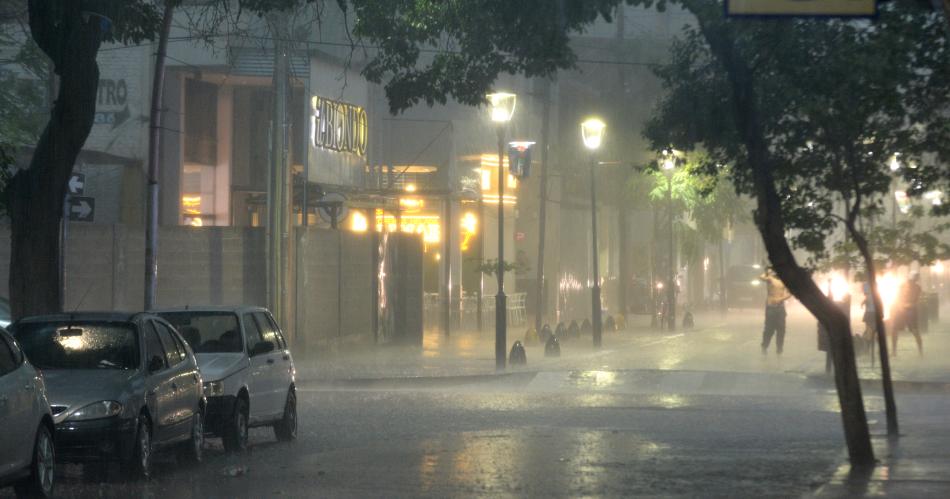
3, 371, 863, 498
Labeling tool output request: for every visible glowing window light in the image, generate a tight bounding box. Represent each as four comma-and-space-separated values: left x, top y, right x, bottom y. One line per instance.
405, 183, 417, 193
889, 153, 901, 171
932, 261, 944, 274
480, 169, 491, 190
461, 212, 478, 234
182, 195, 202, 215
350, 211, 368, 232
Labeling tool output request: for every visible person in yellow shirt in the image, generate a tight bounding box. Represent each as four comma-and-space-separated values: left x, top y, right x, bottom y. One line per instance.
761, 267, 792, 355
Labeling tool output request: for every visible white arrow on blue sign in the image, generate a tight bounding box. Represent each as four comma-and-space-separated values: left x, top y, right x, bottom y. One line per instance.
68, 196, 95, 222
68, 173, 85, 195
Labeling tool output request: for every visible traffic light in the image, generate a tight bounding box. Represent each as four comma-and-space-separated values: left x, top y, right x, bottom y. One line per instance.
508, 141, 535, 179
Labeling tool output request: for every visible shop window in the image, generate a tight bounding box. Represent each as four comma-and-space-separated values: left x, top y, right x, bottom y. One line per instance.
184, 79, 218, 166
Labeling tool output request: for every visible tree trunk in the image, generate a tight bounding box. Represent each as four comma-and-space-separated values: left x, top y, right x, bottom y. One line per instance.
145, 0, 175, 310
695, 10, 875, 465
850, 226, 899, 436
10, 3, 104, 319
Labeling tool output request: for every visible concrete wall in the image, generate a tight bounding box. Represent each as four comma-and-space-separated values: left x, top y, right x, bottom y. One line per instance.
0, 225, 266, 311
0, 225, 424, 355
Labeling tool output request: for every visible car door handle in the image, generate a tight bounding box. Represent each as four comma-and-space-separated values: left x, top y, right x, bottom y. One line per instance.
282, 354, 290, 361
267, 358, 275, 365
148, 389, 157, 397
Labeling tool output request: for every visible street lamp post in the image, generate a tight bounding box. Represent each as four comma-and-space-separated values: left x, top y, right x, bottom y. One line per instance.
662, 151, 676, 331
487, 92, 516, 370
581, 118, 606, 348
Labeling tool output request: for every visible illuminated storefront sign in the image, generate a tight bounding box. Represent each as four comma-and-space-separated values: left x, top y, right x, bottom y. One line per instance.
310, 95, 368, 155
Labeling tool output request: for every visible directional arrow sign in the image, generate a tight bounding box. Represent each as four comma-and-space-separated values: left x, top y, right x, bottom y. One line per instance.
68, 173, 85, 195
68, 196, 95, 222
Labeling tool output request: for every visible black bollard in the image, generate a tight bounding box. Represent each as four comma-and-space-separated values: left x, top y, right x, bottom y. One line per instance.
555, 322, 568, 340
509, 341, 527, 365
580, 318, 592, 336
544, 335, 561, 357
683, 311, 694, 329
540, 324, 553, 343
604, 315, 616, 332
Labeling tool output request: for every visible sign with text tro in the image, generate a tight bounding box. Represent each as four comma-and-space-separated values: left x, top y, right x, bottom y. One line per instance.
310, 96, 368, 156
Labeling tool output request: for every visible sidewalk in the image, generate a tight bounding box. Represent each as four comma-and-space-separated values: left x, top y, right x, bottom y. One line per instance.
297, 305, 950, 386
811, 392, 950, 498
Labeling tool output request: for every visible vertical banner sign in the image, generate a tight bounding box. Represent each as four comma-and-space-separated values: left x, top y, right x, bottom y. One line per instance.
310, 95, 368, 156
726, 0, 877, 16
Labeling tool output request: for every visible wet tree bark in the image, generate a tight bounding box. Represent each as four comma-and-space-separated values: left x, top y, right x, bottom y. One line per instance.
8, 1, 104, 319
849, 224, 899, 436
696, 13, 875, 465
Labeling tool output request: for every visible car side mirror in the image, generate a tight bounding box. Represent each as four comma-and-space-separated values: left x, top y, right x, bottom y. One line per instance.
148, 355, 164, 373
250, 341, 274, 357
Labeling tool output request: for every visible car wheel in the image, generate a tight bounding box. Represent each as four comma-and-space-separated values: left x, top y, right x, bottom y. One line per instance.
123, 415, 153, 479
178, 411, 204, 464
14, 424, 55, 498
223, 398, 248, 453
273, 389, 297, 442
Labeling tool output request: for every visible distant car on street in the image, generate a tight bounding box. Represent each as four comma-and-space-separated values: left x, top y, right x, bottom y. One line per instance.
11, 312, 204, 478
726, 265, 767, 308
0, 327, 55, 498
157, 306, 297, 452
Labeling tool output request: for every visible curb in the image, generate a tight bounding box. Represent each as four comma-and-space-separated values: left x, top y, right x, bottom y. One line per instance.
804, 373, 950, 395
307, 371, 539, 389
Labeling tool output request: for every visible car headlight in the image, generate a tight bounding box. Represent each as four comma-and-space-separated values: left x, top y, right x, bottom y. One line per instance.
66, 401, 123, 421
203, 380, 224, 397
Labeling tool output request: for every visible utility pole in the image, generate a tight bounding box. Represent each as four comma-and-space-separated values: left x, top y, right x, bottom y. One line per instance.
144, 0, 175, 310
533, 78, 552, 336
667, 175, 676, 330
268, 16, 290, 326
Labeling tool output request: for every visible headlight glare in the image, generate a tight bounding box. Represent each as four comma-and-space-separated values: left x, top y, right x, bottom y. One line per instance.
66, 400, 123, 421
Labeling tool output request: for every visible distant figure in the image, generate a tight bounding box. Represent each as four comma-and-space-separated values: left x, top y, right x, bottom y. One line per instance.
761, 268, 792, 355
861, 281, 878, 341
892, 273, 923, 356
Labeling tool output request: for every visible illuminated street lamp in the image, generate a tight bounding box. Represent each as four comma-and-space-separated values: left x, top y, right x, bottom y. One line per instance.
487, 92, 516, 370
581, 118, 606, 348
661, 149, 677, 331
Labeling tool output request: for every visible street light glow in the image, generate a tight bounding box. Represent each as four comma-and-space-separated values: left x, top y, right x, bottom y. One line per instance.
580, 118, 606, 150
486, 92, 517, 123
889, 153, 901, 171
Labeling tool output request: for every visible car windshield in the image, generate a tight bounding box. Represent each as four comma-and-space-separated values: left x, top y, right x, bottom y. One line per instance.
158, 312, 243, 354
13, 321, 139, 370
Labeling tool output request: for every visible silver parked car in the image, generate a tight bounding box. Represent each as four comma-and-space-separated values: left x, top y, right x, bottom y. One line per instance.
12, 312, 205, 478
158, 306, 296, 452
0, 327, 55, 498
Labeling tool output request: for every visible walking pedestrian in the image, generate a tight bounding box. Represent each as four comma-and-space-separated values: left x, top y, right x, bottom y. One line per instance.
892, 273, 923, 356
761, 268, 792, 355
